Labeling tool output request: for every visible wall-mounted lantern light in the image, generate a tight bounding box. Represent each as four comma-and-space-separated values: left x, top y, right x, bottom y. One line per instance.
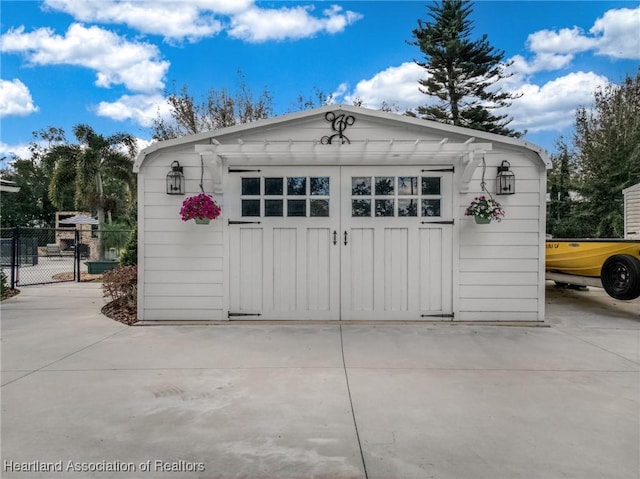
166, 160, 184, 195
496, 160, 515, 195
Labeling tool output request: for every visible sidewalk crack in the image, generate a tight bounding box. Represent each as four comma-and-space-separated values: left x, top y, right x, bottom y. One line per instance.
340, 324, 368, 479
1, 328, 128, 388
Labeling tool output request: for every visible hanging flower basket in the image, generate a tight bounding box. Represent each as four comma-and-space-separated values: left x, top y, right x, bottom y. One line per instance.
180, 193, 221, 224
465, 195, 504, 223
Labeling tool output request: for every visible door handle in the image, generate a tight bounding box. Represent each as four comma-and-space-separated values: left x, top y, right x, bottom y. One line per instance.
343, 231, 348, 246
333, 230, 337, 245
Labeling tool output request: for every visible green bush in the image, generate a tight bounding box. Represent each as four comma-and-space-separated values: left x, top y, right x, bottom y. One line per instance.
119, 224, 137, 266
1, 270, 8, 297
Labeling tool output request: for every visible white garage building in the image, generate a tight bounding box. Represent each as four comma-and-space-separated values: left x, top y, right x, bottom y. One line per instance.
623, 183, 640, 239
134, 105, 551, 323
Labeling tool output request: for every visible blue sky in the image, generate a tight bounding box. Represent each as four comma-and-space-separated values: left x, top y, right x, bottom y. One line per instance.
1, 0, 639, 163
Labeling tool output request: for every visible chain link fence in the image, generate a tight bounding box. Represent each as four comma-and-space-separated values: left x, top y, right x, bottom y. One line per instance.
1, 227, 132, 287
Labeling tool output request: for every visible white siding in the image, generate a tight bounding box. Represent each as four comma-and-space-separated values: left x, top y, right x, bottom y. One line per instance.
624, 184, 640, 239
457, 152, 544, 322
136, 107, 548, 323
139, 153, 225, 321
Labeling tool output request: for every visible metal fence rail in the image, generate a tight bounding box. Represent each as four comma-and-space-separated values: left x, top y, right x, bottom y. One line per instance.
0, 227, 132, 287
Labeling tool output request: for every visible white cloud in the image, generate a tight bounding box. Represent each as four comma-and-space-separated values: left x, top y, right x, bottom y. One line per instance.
590, 7, 640, 59
508, 53, 574, 77
0, 23, 169, 92
527, 27, 597, 55
0, 141, 32, 160
228, 4, 362, 42
507, 71, 610, 132
514, 6, 640, 75
95, 93, 171, 127
44, 0, 361, 44
43, 0, 237, 43
0, 78, 39, 117
134, 136, 154, 152
334, 62, 610, 135
331, 62, 425, 110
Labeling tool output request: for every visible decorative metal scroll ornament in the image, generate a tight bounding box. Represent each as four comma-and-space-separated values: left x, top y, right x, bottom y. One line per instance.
320, 112, 355, 144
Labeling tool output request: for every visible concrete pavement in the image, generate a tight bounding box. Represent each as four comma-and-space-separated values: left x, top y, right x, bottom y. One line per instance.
1, 283, 638, 478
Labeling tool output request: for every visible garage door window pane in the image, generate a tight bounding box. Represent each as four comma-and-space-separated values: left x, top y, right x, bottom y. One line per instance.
287, 177, 306, 196
265, 200, 283, 216
288, 199, 306, 216
242, 178, 260, 195
310, 199, 329, 217
265, 177, 283, 195
398, 177, 417, 195
375, 199, 394, 216
352, 199, 371, 217
398, 199, 418, 216
422, 177, 441, 195
242, 199, 260, 216
352, 177, 371, 195
422, 199, 441, 217
375, 177, 394, 195
310, 177, 330, 196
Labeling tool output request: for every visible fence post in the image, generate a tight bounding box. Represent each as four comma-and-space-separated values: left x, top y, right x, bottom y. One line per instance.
10, 227, 18, 289
75, 229, 81, 282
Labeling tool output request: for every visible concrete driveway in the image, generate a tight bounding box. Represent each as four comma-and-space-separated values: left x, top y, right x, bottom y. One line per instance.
1, 283, 638, 479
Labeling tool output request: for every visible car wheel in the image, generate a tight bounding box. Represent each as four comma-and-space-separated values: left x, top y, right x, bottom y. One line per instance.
601, 254, 640, 300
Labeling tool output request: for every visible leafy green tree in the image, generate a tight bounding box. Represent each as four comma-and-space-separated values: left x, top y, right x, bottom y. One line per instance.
119, 223, 138, 266
47, 124, 137, 258
572, 70, 640, 237
410, 0, 521, 137
0, 128, 70, 228
546, 138, 590, 237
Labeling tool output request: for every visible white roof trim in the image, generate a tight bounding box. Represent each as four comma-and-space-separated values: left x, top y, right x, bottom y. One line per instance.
0, 179, 20, 193
623, 182, 640, 194
194, 139, 492, 164
134, 104, 550, 172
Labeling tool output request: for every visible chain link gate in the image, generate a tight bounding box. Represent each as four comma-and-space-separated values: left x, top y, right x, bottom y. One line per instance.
1, 227, 79, 287
1, 227, 132, 288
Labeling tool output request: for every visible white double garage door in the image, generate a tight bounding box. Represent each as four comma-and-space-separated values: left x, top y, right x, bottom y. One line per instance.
227, 166, 453, 320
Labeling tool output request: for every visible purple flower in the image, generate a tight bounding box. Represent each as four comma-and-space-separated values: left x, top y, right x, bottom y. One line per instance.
180, 193, 222, 221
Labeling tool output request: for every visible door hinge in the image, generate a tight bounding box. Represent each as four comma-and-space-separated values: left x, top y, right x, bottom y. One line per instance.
228, 168, 262, 173
421, 167, 455, 173
228, 220, 262, 225
228, 312, 262, 318
421, 220, 454, 225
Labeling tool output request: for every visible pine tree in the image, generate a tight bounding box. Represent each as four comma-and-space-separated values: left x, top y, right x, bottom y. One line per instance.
410, 0, 521, 137
572, 70, 640, 237
546, 138, 591, 237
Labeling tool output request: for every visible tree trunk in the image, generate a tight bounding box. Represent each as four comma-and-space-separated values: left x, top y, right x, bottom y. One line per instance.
96, 171, 105, 261
96, 206, 105, 261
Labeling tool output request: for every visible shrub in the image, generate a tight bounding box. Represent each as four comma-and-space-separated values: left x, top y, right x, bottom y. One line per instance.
102, 265, 137, 324
0, 270, 18, 301
1, 270, 7, 297
119, 224, 137, 266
